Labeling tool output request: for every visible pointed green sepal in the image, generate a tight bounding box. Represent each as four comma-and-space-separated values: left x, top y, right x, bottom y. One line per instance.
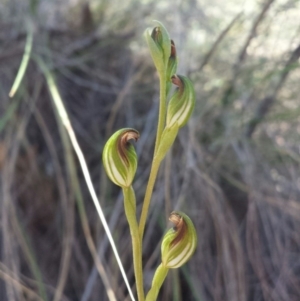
155, 123, 179, 163
166, 75, 195, 129
166, 40, 178, 95
161, 211, 197, 269
102, 128, 139, 188
145, 21, 171, 74
153, 20, 171, 65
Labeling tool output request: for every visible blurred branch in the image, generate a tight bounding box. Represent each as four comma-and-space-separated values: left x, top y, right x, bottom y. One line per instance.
0, 264, 44, 301
245, 42, 300, 137
105, 64, 147, 135
62, 30, 134, 57
234, 0, 275, 71
189, 12, 242, 75
221, 0, 276, 107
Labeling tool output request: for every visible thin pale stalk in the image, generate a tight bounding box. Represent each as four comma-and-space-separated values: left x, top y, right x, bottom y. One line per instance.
139, 72, 167, 239
51, 104, 117, 301
9, 21, 33, 98
123, 186, 145, 301
154, 73, 167, 155
138, 156, 161, 238
145, 264, 169, 301
36, 57, 136, 301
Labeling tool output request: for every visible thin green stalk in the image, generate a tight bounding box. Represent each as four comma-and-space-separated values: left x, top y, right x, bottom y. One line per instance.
154, 73, 167, 155
138, 156, 161, 238
9, 21, 33, 98
145, 264, 169, 301
123, 186, 144, 301
139, 72, 167, 239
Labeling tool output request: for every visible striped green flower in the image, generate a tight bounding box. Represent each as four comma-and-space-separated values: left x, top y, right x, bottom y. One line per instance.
166, 75, 195, 129
161, 211, 197, 269
102, 128, 139, 188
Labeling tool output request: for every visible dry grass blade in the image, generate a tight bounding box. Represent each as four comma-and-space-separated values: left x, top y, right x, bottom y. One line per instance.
36, 57, 135, 301
48, 98, 119, 301
1, 97, 48, 301
9, 21, 33, 98
0, 265, 44, 301
31, 104, 74, 301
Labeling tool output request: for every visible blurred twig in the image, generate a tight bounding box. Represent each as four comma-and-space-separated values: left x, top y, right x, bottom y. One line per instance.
245, 42, 300, 137
1, 99, 47, 301
0, 264, 44, 301
9, 20, 33, 98
222, 0, 276, 107
189, 12, 242, 75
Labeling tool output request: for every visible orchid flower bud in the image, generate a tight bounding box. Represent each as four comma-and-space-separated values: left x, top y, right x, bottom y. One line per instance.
145, 21, 171, 74
161, 211, 197, 269
166, 75, 195, 129
102, 128, 139, 188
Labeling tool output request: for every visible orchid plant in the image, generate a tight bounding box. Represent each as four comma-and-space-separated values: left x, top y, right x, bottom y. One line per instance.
102, 21, 197, 301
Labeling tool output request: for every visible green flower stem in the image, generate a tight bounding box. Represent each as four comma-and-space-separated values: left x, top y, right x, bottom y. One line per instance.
123, 186, 145, 301
139, 72, 167, 239
138, 156, 162, 239
154, 72, 167, 155
145, 264, 169, 301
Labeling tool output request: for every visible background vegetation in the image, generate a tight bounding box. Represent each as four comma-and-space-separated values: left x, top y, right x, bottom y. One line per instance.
1, 0, 300, 300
